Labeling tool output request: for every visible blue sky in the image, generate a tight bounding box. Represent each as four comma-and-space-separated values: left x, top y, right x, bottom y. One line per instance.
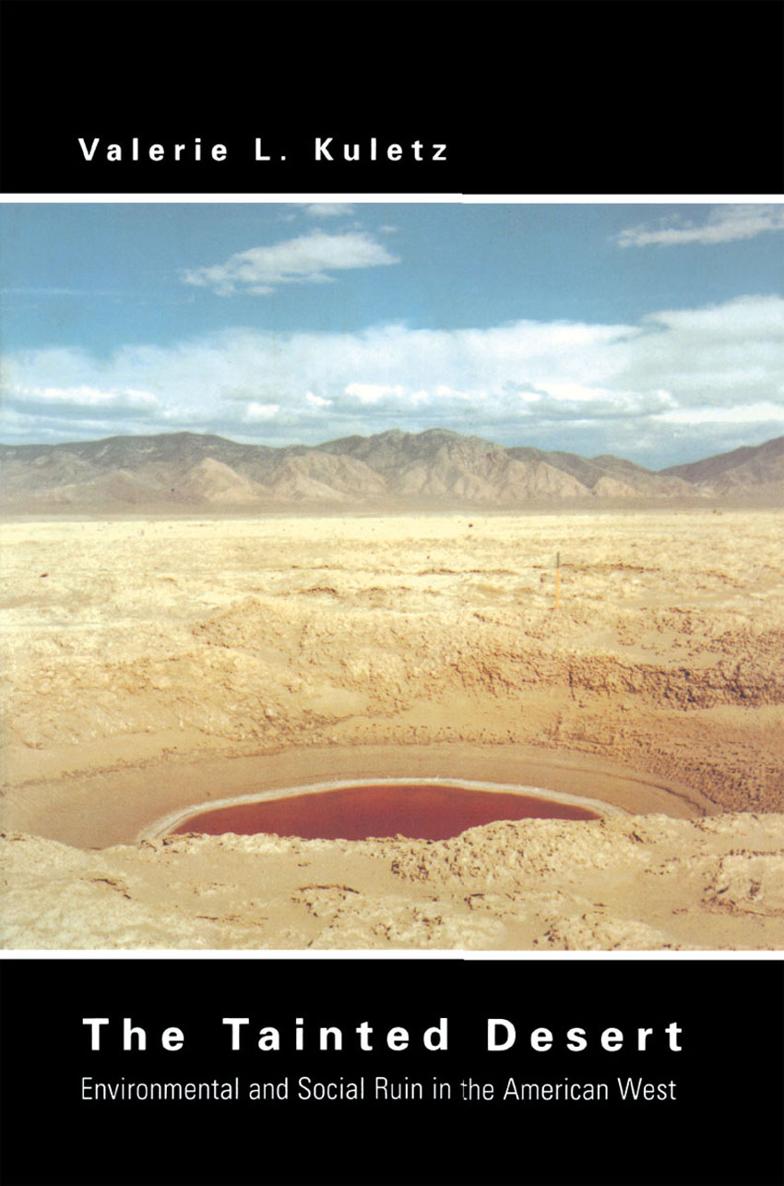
1, 202, 782, 466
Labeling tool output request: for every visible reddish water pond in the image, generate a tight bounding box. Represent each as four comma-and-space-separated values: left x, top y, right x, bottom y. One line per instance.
172, 782, 599, 841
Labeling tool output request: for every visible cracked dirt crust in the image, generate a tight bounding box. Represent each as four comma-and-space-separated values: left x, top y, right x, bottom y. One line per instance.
2, 510, 782, 949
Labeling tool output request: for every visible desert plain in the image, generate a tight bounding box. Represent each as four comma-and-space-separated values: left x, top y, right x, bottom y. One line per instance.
2, 508, 783, 949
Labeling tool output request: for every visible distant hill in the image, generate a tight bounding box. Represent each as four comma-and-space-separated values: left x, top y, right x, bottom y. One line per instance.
662, 435, 784, 495
1, 429, 782, 511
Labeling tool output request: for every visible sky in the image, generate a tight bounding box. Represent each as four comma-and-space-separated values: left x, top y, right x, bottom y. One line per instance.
1, 201, 782, 467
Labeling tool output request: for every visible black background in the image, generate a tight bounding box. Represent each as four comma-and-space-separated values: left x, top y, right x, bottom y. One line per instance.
2, 959, 783, 1186
1, 0, 783, 194
1, 4, 783, 1185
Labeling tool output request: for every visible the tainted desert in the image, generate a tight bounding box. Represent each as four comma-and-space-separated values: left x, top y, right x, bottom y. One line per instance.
3, 504, 783, 949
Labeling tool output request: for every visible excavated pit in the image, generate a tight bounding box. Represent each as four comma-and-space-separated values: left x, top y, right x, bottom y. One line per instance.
164, 778, 611, 841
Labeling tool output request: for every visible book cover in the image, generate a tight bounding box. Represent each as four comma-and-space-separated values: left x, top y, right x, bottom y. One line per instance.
1, 3, 782, 1184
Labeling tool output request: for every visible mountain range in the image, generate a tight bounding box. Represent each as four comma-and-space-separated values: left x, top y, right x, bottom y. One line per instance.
1, 429, 782, 509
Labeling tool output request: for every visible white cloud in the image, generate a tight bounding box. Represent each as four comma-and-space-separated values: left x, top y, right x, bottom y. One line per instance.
645, 293, 783, 336
654, 401, 784, 426
5, 384, 159, 412
243, 402, 280, 422
182, 230, 398, 295
302, 203, 355, 219
2, 295, 782, 462
344, 382, 407, 405
617, 204, 784, 248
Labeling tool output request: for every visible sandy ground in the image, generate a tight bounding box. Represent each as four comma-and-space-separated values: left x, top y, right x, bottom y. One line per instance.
2, 510, 783, 948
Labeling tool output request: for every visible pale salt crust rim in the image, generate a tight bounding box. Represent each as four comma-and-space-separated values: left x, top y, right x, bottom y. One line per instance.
1, 190, 780, 963
141, 778, 625, 842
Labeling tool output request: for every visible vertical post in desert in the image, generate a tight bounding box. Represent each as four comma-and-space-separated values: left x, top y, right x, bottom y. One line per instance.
554, 550, 561, 611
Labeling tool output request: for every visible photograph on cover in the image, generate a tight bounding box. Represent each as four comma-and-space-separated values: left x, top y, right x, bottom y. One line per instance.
1, 200, 782, 950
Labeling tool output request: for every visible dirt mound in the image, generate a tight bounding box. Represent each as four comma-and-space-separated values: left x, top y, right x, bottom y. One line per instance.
3, 813, 783, 949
